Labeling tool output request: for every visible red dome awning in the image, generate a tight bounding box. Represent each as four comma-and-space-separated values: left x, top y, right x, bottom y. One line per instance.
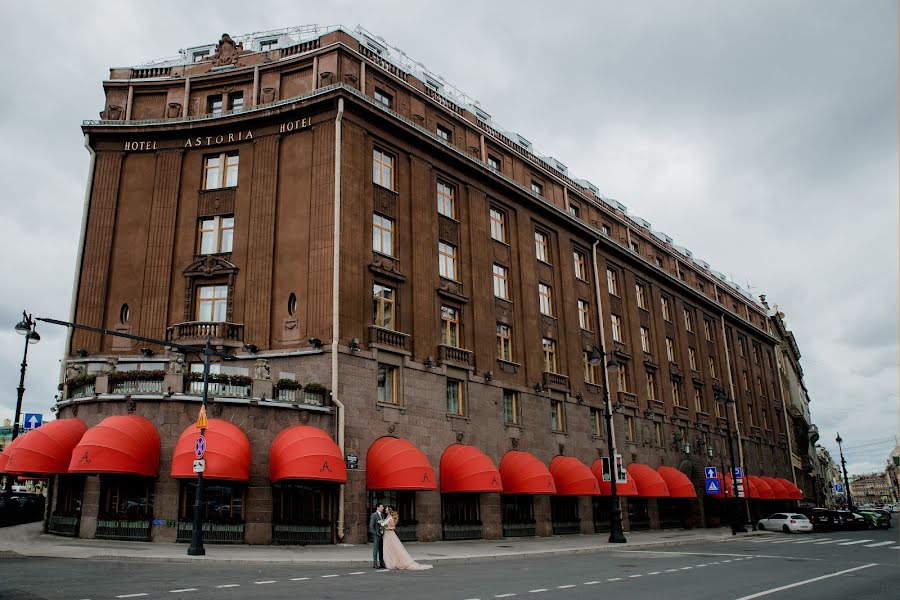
777, 477, 804, 500
439, 444, 502, 493
68, 415, 160, 477
1, 419, 86, 475
627, 463, 670, 497
749, 475, 775, 499
657, 466, 697, 498
270, 425, 347, 484
726, 473, 759, 498
366, 437, 436, 490
172, 419, 251, 482
550, 456, 600, 496
761, 476, 790, 500
591, 459, 639, 496
0, 435, 24, 473
499, 451, 556, 495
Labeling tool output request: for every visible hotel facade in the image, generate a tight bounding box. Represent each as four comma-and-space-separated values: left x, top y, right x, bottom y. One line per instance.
1, 26, 802, 545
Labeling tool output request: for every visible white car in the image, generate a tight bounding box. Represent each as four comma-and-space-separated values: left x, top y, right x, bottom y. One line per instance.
757, 513, 813, 533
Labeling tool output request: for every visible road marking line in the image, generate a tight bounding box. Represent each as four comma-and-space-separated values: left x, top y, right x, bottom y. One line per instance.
528, 589, 548, 593
696, 564, 708, 567
496, 594, 517, 598
169, 590, 198, 594
558, 585, 576, 589
253, 581, 277, 584
322, 575, 339, 578
215, 585, 240, 588
731, 563, 878, 600
721, 559, 732, 562
836, 539, 872, 545
892, 546, 900, 550
584, 581, 600, 585
680, 566, 693, 570
608, 577, 623, 581
863, 541, 894, 547
769, 539, 799, 544
628, 574, 642, 578
647, 571, 661, 575
814, 538, 851, 544
665, 569, 679, 572
289, 577, 309, 581
116, 596, 148, 599
349, 571, 366, 575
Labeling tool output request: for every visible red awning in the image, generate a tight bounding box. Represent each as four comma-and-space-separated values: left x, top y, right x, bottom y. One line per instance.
726, 473, 760, 498
777, 477, 804, 500
499, 451, 556, 495
657, 466, 697, 498
172, 419, 251, 482
626, 463, 670, 497
761, 476, 790, 500
749, 475, 775, 499
1, 434, 25, 473
550, 456, 600, 496
68, 415, 160, 477
0, 419, 86, 475
439, 444, 502, 493
270, 425, 347, 484
366, 437, 436, 490
591, 459, 639, 496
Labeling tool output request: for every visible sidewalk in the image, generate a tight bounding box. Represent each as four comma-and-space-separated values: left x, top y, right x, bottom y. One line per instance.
0, 523, 766, 565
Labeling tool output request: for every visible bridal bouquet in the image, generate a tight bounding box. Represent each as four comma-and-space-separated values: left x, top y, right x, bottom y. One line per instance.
378, 518, 389, 532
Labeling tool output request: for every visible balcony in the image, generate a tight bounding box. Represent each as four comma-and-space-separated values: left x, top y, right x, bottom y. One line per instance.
166, 321, 244, 348
617, 391, 639, 408
542, 371, 570, 391
808, 424, 820, 444
368, 326, 411, 353
438, 344, 473, 369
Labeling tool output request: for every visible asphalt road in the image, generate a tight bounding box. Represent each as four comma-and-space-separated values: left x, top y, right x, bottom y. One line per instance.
1, 519, 897, 600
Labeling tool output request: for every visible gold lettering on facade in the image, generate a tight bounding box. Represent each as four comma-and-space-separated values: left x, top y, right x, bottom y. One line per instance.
279, 117, 312, 133
183, 131, 253, 148
123, 141, 158, 151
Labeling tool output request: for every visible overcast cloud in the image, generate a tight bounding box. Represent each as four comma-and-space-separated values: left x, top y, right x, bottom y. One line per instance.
0, 0, 896, 475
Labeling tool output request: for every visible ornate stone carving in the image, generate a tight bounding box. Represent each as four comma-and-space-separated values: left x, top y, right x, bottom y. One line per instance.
510, 437, 519, 450
72, 404, 78, 417
212, 33, 244, 67
102, 357, 118, 374
319, 71, 335, 85
343, 73, 359, 86
166, 353, 186, 375
456, 431, 465, 444
106, 105, 123, 120
253, 359, 271, 381
260, 87, 276, 104
438, 216, 459, 244
166, 102, 182, 118
299, 411, 310, 424
210, 402, 223, 417
189, 98, 200, 116
413, 114, 425, 124
182, 255, 239, 321
387, 423, 396, 434
66, 362, 85, 380
558, 443, 565, 456
125, 398, 136, 414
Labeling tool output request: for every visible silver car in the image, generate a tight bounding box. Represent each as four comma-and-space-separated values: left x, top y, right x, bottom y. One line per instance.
757, 512, 813, 533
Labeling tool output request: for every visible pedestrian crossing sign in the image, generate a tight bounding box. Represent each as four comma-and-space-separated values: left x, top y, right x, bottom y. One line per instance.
705, 479, 721, 494
196, 405, 208, 429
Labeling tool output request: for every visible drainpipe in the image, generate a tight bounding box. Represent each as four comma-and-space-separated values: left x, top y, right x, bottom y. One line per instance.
720, 314, 752, 525
774, 348, 799, 487
332, 97, 346, 540
591, 241, 618, 444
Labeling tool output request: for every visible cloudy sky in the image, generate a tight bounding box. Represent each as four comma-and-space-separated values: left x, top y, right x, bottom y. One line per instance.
0, 1, 896, 475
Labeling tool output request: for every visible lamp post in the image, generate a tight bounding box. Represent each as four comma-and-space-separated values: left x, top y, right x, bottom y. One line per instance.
835, 433, 854, 511
589, 346, 626, 543
4, 311, 40, 497
716, 391, 746, 534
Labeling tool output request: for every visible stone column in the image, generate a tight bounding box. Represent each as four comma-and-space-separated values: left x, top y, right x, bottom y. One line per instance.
78, 475, 100, 539
578, 496, 593, 534
416, 490, 441, 542
649, 498, 661, 529
245, 484, 273, 544
481, 493, 502, 540
534, 495, 552, 537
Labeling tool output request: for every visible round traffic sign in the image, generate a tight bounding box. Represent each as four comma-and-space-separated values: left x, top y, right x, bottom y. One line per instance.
195, 435, 206, 459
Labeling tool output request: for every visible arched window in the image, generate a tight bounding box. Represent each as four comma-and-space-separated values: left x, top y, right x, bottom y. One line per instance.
287, 293, 297, 316
120, 303, 130, 324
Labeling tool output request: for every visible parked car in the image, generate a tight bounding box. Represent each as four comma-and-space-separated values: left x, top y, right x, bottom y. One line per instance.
835, 510, 867, 529
797, 507, 840, 531
859, 510, 891, 529
757, 513, 813, 533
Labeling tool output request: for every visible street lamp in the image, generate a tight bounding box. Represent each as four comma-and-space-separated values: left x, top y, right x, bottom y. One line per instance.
589, 345, 626, 544
715, 390, 746, 534
4, 311, 40, 497
835, 433, 854, 511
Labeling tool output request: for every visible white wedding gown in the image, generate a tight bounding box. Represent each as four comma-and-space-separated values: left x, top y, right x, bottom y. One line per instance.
382, 516, 433, 571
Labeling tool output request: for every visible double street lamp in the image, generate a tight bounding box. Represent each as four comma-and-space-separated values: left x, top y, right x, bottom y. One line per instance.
588, 346, 626, 543
3, 312, 40, 497
715, 390, 746, 534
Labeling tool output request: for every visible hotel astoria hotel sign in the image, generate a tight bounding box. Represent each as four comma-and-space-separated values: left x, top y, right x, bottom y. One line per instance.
122, 116, 313, 151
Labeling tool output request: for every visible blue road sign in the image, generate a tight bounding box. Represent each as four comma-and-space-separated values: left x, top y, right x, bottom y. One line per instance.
23, 413, 42, 431
733, 467, 743, 478
194, 435, 206, 459
705, 479, 721, 494
834, 483, 844, 493
705, 466, 717, 479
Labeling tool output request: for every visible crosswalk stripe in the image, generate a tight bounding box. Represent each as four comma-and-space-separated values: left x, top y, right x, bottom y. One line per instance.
863, 541, 894, 547
769, 539, 799, 544
836, 539, 873, 546
891, 546, 900, 550
814, 538, 851, 544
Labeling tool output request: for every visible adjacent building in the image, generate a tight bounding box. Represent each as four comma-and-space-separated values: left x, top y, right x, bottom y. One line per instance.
849, 472, 895, 506
3, 25, 798, 545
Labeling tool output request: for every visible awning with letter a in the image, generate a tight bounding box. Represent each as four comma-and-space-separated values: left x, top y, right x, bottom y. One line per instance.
366, 437, 436, 490
499, 451, 556, 494
269, 425, 347, 484
439, 444, 502, 493
172, 419, 251, 482
68, 415, 160, 477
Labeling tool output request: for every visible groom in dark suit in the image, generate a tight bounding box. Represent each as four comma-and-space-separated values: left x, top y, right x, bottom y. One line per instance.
369, 503, 386, 569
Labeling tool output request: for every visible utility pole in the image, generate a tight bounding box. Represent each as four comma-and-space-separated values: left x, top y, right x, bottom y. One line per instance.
835, 433, 854, 511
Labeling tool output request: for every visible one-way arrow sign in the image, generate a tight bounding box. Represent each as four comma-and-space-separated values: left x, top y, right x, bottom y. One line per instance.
705, 466, 717, 479
23, 413, 42, 431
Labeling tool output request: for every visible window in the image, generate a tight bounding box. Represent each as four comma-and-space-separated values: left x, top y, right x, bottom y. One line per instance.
377, 364, 398, 404
610, 314, 624, 342
196, 285, 228, 321
447, 379, 464, 415
374, 88, 392, 108
714, 395, 724, 418
208, 94, 223, 115
120, 303, 130, 323
550, 399, 566, 432
567, 202, 580, 218
531, 181, 543, 196
493, 264, 510, 299
636, 283, 647, 309
704, 318, 713, 341
738, 337, 747, 357
689, 348, 698, 371
665, 338, 675, 363
601, 223, 611, 236
698, 282, 705, 293
372, 284, 395, 329
372, 213, 395, 256
441, 306, 460, 347
197, 216, 234, 254
640, 327, 651, 353
203, 152, 239, 190
436, 124, 452, 142
229, 92, 244, 113
752, 345, 761, 365
742, 370, 750, 391
756, 376, 764, 395
624, 416, 636, 443
490, 207, 507, 242
655, 256, 664, 268
573, 250, 587, 280
748, 404, 756, 427
762, 408, 769, 430
708, 356, 718, 379
487, 155, 501, 172
693, 387, 704, 412
439, 242, 458, 280
373, 148, 394, 190
655, 422, 664, 447
538, 283, 554, 316
672, 381, 684, 407
496, 323, 513, 361
683, 308, 694, 332
100, 476, 154, 519
617, 363, 629, 393
534, 231, 550, 263
542, 338, 557, 372
583, 352, 599, 384
646, 370, 658, 400
591, 408, 602, 437
287, 293, 297, 316
259, 39, 278, 52
192, 50, 210, 62
503, 390, 520, 425
630, 240, 640, 253
766, 352, 773, 370
577, 299, 592, 330
606, 268, 619, 296
437, 181, 455, 218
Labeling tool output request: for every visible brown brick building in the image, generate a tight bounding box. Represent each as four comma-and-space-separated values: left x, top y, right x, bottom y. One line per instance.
30, 26, 796, 545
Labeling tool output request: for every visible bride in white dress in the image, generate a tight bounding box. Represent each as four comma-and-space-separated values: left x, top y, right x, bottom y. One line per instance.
382, 508, 433, 571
